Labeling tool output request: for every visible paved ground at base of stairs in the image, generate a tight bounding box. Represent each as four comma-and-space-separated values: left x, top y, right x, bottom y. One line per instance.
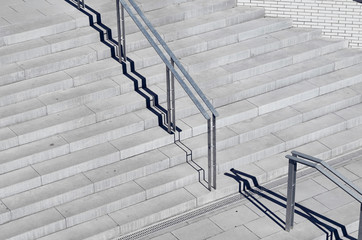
139, 155, 362, 240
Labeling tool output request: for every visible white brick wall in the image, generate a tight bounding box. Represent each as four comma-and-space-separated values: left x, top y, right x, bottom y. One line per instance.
237, 0, 362, 48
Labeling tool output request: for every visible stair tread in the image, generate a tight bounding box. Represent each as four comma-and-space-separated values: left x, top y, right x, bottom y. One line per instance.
32, 143, 119, 184
37, 215, 118, 240
1, 174, 92, 219
9, 106, 95, 145
0, 208, 65, 240
37, 78, 119, 113
0, 71, 73, 107
0, 135, 69, 174
0, 98, 47, 128
0, 166, 41, 199
55, 181, 145, 227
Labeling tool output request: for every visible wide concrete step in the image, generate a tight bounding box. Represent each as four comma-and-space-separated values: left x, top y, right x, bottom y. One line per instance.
130, 27, 323, 71
0, 12, 89, 46
2, 108, 362, 238
125, 9, 288, 53
0, 27, 100, 65
31, 124, 362, 239
0, 45, 105, 86
205, 48, 362, 107
99, 0, 240, 34
37, 189, 195, 240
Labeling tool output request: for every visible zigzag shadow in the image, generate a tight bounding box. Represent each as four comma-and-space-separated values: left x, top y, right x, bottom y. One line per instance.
64, 0, 182, 134
225, 168, 357, 240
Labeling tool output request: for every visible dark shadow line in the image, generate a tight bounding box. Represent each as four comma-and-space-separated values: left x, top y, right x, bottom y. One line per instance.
64, 0, 179, 133
66, 0, 211, 191
225, 169, 356, 240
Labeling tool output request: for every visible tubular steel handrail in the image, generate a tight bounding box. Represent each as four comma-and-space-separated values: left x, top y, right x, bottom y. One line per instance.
285, 151, 362, 240
77, 0, 85, 9
115, 0, 218, 190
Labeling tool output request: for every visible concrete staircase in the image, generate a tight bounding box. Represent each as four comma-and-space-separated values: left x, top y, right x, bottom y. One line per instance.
1, 0, 362, 239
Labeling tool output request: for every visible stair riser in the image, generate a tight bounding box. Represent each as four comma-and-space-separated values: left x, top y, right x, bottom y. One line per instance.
22, 52, 97, 80
284, 122, 347, 150
41, 152, 120, 185
63, 120, 145, 153
0, 144, 69, 175
63, 192, 145, 227
218, 142, 286, 174
0, 177, 41, 200
93, 158, 170, 193
8, 185, 94, 222
118, 199, 196, 235
0, 78, 74, 108
6, 219, 66, 240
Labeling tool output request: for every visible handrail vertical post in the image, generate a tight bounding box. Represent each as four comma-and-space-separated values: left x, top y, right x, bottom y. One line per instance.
359, 203, 362, 240
286, 158, 297, 232
207, 119, 212, 191
121, 4, 126, 61
212, 114, 216, 189
166, 66, 171, 134
116, 0, 122, 63
82, 0, 85, 8
77, 0, 80, 9
171, 59, 176, 132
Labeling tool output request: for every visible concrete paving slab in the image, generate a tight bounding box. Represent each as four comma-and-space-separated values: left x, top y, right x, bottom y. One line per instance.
150, 233, 178, 240
209, 205, 259, 231
278, 179, 328, 202
345, 160, 362, 177
0, 201, 11, 225
32, 142, 119, 184
244, 215, 283, 238
172, 218, 223, 240
313, 166, 359, 190
313, 187, 355, 210
208, 225, 260, 240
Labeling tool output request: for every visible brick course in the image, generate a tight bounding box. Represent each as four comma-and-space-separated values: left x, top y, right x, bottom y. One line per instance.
237, 0, 362, 48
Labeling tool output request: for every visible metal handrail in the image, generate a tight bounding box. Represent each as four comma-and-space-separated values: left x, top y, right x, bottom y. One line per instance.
116, 0, 218, 190
125, 0, 219, 118
285, 151, 362, 239
77, 0, 85, 9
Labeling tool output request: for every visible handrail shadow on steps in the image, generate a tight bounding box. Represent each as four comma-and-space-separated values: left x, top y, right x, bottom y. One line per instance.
65, 0, 175, 133
225, 168, 358, 240
64, 0, 212, 189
